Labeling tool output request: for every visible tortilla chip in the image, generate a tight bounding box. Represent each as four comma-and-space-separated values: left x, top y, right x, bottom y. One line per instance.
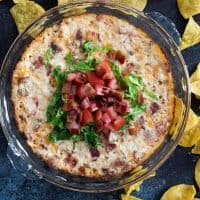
191, 80, 200, 99
177, 0, 200, 19
180, 17, 200, 50
10, 1, 45, 33
190, 63, 200, 83
58, 0, 71, 5
195, 159, 200, 188
124, 172, 155, 196
121, 194, 141, 200
160, 184, 196, 200
179, 117, 200, 147
124, 181, 143, 196
112, 0, 147, 11
192, 139, 200, 154
184, 109, 199, 132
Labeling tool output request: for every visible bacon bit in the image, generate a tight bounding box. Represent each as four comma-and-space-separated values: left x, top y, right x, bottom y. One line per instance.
81, 97, 90, 109
46, 65, 52, 76
32, 97, 39, 107
86, 31, 98, 40
76, 29, 83, 40
137, 91, 144, 105
62, 99, 79, 111
106, 143, 116, 151
122, 63, 134, 76
96, 15, 103, 21
107, 51, 117, 60
78, 166, 86, 175
18, 114, 26, 122
65, 155, 78, 168
155, 121, 167, 137
62, 83, 72, 94
67, 121, 80, 134
17, 76, 28, 85
89, 147, 100, 158
150, 102, 160, 114
73, 72, 87, 84
50, 42, 62, 53
112, 160, 124, 168
128, 117, 144, 136
33, 56, 44, 68
115, 50, 126, 64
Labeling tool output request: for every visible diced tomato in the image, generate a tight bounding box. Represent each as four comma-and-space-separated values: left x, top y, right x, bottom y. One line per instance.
95, 110, 102, 121
77, 83, 96, 99
81, 97, 90, 109
102, 113, 112, 124
81, 109, 93, 125
89, 101, 98, 112
96, 60, 111, 77
107, 106, 118, 120
67, 73, 77, 82
112, 116, 125, 131
108, 78, 118, 89
87, 72, 104, 86
102, 71, 114, 80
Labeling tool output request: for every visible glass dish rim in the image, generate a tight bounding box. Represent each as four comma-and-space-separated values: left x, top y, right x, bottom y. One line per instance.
0, 0, 191, 192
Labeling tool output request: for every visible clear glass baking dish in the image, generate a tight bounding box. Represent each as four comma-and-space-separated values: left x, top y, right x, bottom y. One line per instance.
0, 0, 190, 192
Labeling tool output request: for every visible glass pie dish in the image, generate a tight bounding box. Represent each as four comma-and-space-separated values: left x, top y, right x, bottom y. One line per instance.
0, 0, 190, 192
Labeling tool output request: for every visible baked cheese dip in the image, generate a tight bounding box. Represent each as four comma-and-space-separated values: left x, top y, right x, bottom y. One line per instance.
11, 14, 174, 178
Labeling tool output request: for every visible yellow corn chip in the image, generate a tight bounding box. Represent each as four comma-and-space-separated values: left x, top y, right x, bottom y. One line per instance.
180, 17, 200, 50
160, 184, 196, 200
124, 181, 143, 196
179, 117, 200, 147
121, 194, 141, 200
177, 0, 200, 19
184, 109, 199, 132
10, 1, 45, 33
112, 0, 147, 11
191, 80, 200, 99
190, 63, 200, 83
192, 139, 200, 154
124, 172, 155, 196
195, 159, 200, 188
58, 0, 71, 5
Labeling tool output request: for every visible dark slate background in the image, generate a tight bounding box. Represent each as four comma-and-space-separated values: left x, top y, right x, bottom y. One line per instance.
0, 0, 200, 199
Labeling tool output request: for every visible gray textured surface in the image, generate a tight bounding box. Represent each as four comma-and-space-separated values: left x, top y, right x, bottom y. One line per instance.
0, 0, 200, 199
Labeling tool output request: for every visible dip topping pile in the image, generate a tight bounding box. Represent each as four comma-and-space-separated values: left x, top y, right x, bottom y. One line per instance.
46, 41, 157, 149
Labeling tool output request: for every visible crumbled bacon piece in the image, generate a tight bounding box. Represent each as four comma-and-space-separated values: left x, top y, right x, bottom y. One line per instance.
33, 56, 44, 68
150, 102, 160, 114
